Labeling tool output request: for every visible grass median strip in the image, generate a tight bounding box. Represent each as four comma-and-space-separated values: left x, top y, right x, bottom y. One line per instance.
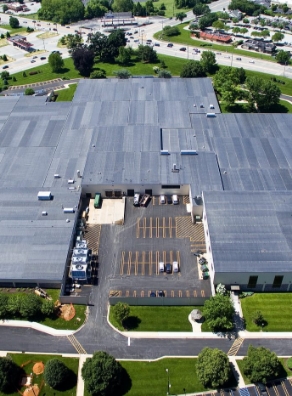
241, 293, 292, 331
56, 83, 77, 101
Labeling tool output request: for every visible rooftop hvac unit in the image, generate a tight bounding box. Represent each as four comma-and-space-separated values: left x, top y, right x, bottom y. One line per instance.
38, 191, 51, 201
209, 104, 215, 109
160, 150, 170, 155
68, 179, 74, 184
172, 163, 179, 173
63, 208, 75, 213
206, 113, 216, 118
181, 150, 198, 155
77, 170, 81, 178
54, 174, 60, 178
73, 248, 88, 256
42, 211, 47, 216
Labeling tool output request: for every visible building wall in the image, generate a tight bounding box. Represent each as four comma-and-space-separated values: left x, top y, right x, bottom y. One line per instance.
214, 271, 292, 292
82, 184, 190, 198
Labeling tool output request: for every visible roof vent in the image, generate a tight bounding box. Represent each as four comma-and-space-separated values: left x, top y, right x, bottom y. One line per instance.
206, 113, 216, 118
38, 191, 51, 201
172, 163, 179, 173
63, 208, 75, 213
68, 179, 74, 184
209, 104, 214, 109
54, 174, 60, 178
160, 150, 170, 155
42, 211, 47, 216
181, 150, 198, 155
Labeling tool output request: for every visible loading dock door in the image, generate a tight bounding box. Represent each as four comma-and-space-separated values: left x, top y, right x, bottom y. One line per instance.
127, 189, 134, 197
145, 189, 152, 196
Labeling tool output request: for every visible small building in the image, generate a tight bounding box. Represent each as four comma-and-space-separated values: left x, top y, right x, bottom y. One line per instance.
7, 35, 34, 51
242, 39, 276, 53
199, 31, 232, 43
7, 2, 24, 12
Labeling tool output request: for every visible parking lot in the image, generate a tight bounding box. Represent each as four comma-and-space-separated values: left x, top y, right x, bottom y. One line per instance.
96, 196, 211, 299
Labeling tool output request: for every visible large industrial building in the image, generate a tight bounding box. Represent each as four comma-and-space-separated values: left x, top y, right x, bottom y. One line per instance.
1, 77, 292, 292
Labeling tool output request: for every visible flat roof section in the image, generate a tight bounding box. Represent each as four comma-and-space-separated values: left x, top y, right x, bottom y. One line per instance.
0, 188, 80, 282
203, 190, 292, 273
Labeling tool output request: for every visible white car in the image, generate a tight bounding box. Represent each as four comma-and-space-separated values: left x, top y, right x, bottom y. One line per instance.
249, 60, 255, 63
172, 194, 179, 205
160, 195, 166, 204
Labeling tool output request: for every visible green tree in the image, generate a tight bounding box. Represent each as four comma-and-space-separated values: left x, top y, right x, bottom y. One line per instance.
113, 302, 130, 325
199, 12, 218, 30
7, 295, 21, 315
9, 16, 20, 29
272, 32, 284, 42
203, 294, 235, 331
162, 25, 180, 36
114, 69, 132, 79
212, 20, 225, 30
24, 88, 35, 95
0, 357, 21, 392
85, 0, 108, 18
136, 45, 158, 63
180, 60, 206, 78
158, 69, 172, 78
275, 49, 290, 64
197, 348, 231, 388
242, 346, 281, 384
90, 68, 107, 79
71, 45, 95, 76
48, 52, 64, 72
200, 50, 217, 73
19, 294, 41, 318
112, 0, 134, 12
243, 17, 250, 23
89, 32, 108, 60
44, 359, 71, 389
38, 0, 84, 24
221, 81, 240, 108
82, 351, 122, 396
0, 295, 8, 318
233, 26, 240, 33
193, 4, 210, 17
251, 310, 265, 326
6, 32, 10, 38
1, 71, 10, 80
246, 76, 281, 112
41, 299, 55, 316
66, 33, 82, 49
2, 4, 8, 12
116, 46, 132, 65
176, 12, 187, 22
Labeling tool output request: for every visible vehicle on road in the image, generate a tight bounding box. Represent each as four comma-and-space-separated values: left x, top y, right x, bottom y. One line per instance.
2, 65, 9, 69
249, 60, 255, 63
180, 47, 186, 51
31, 60, 36, 63
236, 57, 241, 60
167, 43, 173, 47
40, 56, 46, 60
154, 43, 160, 46
33, 56, 38, 59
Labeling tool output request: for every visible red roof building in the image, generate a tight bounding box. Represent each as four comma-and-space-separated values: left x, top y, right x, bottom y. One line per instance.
199, 31, 232, 43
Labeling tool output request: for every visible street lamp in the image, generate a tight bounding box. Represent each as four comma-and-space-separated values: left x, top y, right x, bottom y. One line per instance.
166, 368, 170, 395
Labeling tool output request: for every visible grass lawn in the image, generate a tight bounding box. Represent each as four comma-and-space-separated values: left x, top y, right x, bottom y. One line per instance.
220, 99, 292, 114
241, 293, 292, 332
0, 288, 86, 330
109, 306, 196, 331
56, 83, 77, 101
83, 357, 237, 396
0, 353, 79, 396
0, 38, 8, 47
236, 358, 290, 385
0, 24, 28, 34
36, 32, 59, 39
154, 23, 275, 62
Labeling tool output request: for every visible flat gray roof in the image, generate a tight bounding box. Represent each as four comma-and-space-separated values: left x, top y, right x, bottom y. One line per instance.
204, 190, 292, 274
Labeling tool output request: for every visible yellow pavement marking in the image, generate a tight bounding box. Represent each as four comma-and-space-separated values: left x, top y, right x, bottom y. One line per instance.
67, 335, 87, 354
120, 251, 125, 275
227, 337, 244, 356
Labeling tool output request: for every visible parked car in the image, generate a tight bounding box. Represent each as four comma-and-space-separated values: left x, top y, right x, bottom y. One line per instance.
31, 59, 36, 63
256, 383, 267, 395
158, 290, 164, 297
133, 193, 140, 206
199, 257, 207, 265
150, 291, 156, 297
172, 194, 179, 205
159, 262, 164, 272
201, 264, 209, 272
173, 261, 179, 273
180, 47, 186, 51
154, 43, 160, 46
166, 263, 172, 273
160, 195, 166, 204
166, 195, 172, 204
249, 60, 255, 63
33, 56, 38, 59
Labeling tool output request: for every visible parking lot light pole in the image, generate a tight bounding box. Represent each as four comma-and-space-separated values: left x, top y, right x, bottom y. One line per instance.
166, 368, 170, 395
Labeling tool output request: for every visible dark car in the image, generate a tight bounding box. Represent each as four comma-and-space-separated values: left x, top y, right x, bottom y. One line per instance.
150, 291, 156, 297
167, 43, 173, 47
40, 56, 46, 60
180, 47, 186, 51
199, 257, 207, 265
236, 57, 241, 60
166, 263, 172, 274
2, 65, 9, 69
201, 264, 209, 272
154, 43, 160, 46
158, 290, 164, 297
166, 195, 172, 204
257, 383, 267, 395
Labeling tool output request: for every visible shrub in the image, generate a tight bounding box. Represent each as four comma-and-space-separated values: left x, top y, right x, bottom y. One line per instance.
44, 359, 71, 389
29, 71, 38, 75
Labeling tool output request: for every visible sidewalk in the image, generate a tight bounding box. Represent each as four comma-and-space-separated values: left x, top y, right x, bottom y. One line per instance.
0, 319, 74, 336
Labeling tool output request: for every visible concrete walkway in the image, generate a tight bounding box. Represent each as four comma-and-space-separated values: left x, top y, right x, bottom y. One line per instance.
76, 355, 86, 396
0, 319, 74, 336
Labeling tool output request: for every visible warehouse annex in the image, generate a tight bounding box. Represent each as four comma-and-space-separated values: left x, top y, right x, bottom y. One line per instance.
1, 77, 292, 293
